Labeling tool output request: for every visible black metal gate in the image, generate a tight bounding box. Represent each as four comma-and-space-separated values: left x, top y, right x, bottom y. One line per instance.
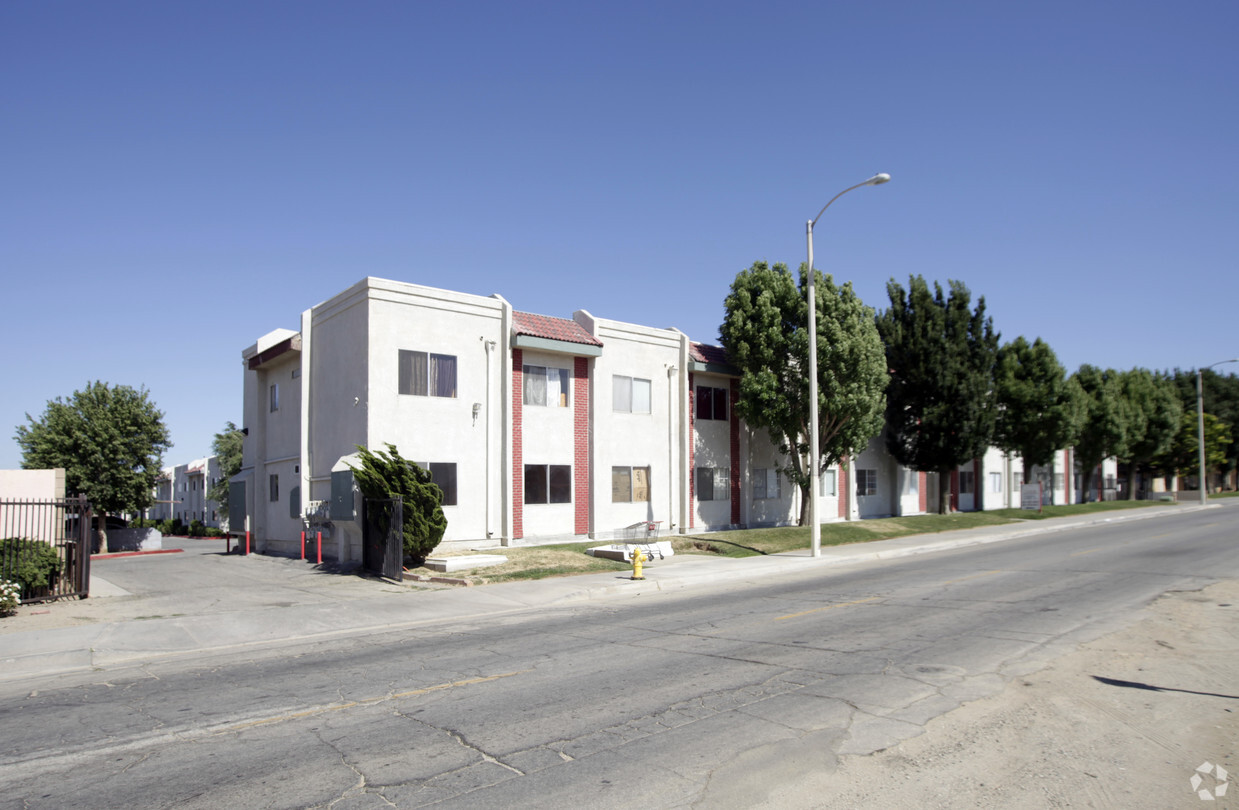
362, 497, 404, 582
0, 496, 93, 603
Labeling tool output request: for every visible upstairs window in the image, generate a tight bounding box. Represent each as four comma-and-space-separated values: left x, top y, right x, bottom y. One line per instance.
523, 365, 569, 407
269, 383, 279, 412
399, 350, 457, 398
695, 386, 728, 421
612, 376, 651, 413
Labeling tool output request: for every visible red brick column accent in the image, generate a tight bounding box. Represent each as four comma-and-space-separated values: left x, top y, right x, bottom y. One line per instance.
730, 378, 741, 526
1064, 447, 1072, 504
838, 458, 849, 518
512, 349, 524, 540
688, 373, 695, 529
974, 457, 982, 511
918, 471, 928, 513
573, 357, 590, 536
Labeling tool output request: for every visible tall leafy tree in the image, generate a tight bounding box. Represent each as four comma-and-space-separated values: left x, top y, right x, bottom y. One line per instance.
720, 261, 888, 525
1158, 411, 1232, 486
1070, 365, 1129, 500
1116, 369, 1181, 498
1170, 367, 1239, 485
348, 443, 447, 564
15, 382, 172, 537
207, 421, 246, 519
993, 336, 1081, 482
876, 276, 999, 514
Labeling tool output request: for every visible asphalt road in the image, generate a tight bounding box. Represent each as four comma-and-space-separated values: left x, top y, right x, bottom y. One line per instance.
1, 502, 1235, 809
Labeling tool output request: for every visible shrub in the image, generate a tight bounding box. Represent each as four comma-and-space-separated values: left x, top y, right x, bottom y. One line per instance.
348, 443, 447, 565
205, 528, 225, 538
188, 520, 206, 537
0, 579, 19, 616
1, 538, 62, 598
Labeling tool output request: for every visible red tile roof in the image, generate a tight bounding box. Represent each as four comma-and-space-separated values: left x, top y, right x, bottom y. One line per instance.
513, 312, 603, 347
690, 342, 731, 366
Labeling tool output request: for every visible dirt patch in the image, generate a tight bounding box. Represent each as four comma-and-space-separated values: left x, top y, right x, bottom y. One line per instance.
791, 580, 1239, 809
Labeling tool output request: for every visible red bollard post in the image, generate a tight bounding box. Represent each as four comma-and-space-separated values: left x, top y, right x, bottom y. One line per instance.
246, 531, 251, 556
300, 531, 306, 560
316, 531, 322, 565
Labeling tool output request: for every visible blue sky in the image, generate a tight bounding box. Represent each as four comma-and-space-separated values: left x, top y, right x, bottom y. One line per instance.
3, 0, 1237, 471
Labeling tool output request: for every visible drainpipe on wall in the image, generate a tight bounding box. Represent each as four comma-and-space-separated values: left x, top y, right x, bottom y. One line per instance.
483, 337, 496, 539
667, 363, 677, 531
300, 309, 312, 527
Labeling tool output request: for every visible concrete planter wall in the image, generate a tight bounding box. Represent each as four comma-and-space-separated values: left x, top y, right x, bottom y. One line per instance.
106, 528, 163, 553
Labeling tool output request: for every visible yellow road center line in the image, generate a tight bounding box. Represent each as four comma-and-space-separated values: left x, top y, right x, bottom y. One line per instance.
213, 670, 528, 734
939, 569, 1003, 586
776, 596, 880, 621
1070, 548, 1103, 557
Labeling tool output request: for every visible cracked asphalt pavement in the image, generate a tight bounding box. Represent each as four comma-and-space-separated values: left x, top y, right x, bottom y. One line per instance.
0, 503, 1235, 808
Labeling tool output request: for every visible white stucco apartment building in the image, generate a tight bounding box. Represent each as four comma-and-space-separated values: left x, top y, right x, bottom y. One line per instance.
233, 277, 892, 561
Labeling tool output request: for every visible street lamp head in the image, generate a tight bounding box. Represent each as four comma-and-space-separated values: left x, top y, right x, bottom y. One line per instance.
867, 173, 891, 186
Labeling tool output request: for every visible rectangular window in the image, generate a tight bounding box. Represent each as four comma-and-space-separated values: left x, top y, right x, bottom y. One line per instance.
989, 472, 1002, 493
523, 365, 569, 407
959, 471, 975, 495
696, 467, 730, 501
856, 469, 878, 497
695, 386, 728, 421
1013, 472, 1023, 492
904, 472, 919, 495
612, 375, 651, 413
269, 383, 279, 412
1054, 473, 1065, 490
754, 468, 781, 500
525, 464, 571, 504
399, 350, 457, 398
819, 469, 837, 497
429, 463, 458, 507
269, 474, 279, 502
611, 466, 650, 502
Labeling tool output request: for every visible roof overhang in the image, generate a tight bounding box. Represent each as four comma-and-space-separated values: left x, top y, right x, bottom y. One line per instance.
247, 334, 303, 370
512, 334, 603, 357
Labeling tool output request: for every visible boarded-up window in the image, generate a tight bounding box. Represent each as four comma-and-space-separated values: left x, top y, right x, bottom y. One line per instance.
612, 466, 650, 502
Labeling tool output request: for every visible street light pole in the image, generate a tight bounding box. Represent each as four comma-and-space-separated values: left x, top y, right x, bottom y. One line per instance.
1197, 358, 1239, 506
806, 173, 890, 556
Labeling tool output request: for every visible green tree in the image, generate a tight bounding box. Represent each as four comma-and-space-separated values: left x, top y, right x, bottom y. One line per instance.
1116, 369, 1181, 498
14, 382, 171, 539
876, 276, 999, 514
993, 336, 1082, 483
1070, 365, 1129, 501
348, 443, 447, 564
720, 261, 888, 525
1170, 368, 1239, 486
206, 421, 246, 517
1158, 411, 1233, 485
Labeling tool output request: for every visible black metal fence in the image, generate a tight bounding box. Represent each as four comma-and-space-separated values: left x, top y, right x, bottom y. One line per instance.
0, 496, 92, 603
362, 497, 404, 582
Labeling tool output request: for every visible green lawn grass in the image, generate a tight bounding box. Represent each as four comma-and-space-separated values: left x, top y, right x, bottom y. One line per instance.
412, 498, 1180, 582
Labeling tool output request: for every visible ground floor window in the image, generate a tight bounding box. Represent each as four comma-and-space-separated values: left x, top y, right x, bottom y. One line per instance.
696, 467, 730, 501
611, 466, 650, 502
753, 468, 781, 500
989, 472, 1002, 493
819, 469, 837, 497
959, 470, 975, 495
525, 464, 571, 504
856, 469, 877, 497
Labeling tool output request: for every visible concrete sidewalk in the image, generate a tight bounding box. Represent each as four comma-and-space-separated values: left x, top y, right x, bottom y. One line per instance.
0, 504, 1205, 683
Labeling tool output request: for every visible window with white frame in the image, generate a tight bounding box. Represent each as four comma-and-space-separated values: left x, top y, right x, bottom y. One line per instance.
753, 468, 781, 500
695, 386, 728, 421
696, 467, 730, 501
989, 472, 1002, 493
959, 470, 975, 495
611, 466, 650, 502
1013, 471, 1023, 492
523, 365, 570, 407
269, 474, 279, 502
398, 350, 457, 398
525, 464, 572, 504
269, 383, 279, 412
819, 469, 837, 497
612, 375, 651, 413
856, 469, 878, 497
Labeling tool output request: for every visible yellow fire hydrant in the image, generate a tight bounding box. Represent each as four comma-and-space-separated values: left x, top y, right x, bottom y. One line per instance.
630, 545, 646, 580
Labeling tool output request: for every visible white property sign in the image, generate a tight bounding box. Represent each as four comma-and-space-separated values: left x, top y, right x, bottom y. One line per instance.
1020, 483, 1043, 511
